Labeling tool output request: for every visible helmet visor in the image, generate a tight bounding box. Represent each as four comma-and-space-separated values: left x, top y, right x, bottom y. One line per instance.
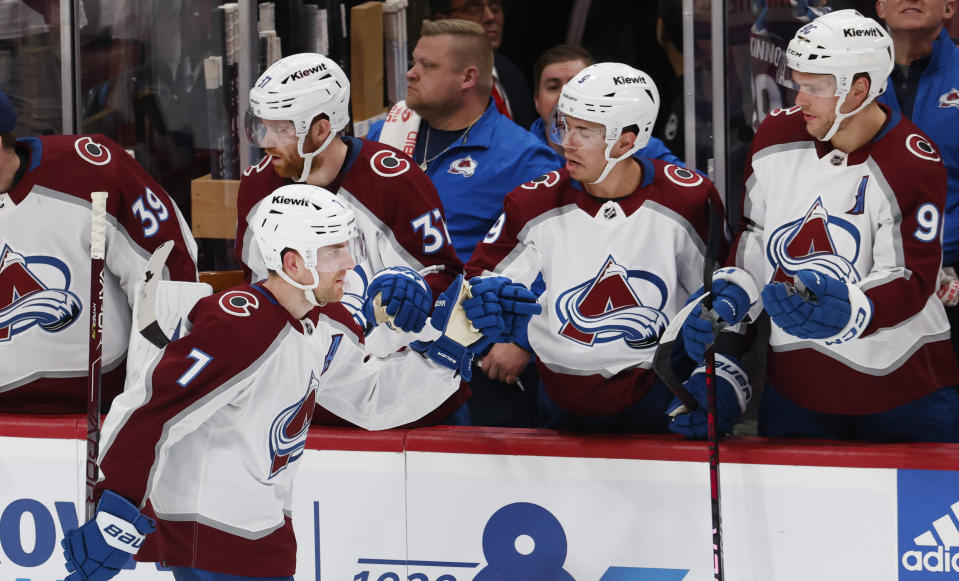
776, 61, 838, 99
547, 107, 607, 151
245, 110, 300, 147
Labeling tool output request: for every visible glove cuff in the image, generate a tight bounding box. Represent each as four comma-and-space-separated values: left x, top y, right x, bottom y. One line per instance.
690, 354, 751, 413
419, 334, 474, 381
822, 283, 873, 345
713, 267, 763, 323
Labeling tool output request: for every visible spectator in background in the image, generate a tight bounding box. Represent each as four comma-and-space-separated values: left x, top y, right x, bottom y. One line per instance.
876, 0, 959, 362
234, 53, 470, 427
653, 0, 686, 159
532, 44, 684, 166
368, 19, 557, 427
467, 63, 726, 433
0, 87, 198, 414
431, 0, 538, 128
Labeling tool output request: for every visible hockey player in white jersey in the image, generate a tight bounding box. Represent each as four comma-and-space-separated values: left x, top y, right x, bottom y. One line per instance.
681, 9, 959, 441
467, 62, 731, 432
60, 185, 531, 580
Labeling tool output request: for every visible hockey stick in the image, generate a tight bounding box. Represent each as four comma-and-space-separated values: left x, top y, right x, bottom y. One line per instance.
136, 241, 176, 348
86, 191, 108, 521
702, 199, 725, 581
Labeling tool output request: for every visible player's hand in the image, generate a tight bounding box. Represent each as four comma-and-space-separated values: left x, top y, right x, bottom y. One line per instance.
411, 275, 485, 380
681, 278, 752, 362
477, 342, 532, 384
667, 354, 752, 438
761, 270, 872, 342
362, 266, 432, 333
62, 490, 156, 581
938, 267, 959, 307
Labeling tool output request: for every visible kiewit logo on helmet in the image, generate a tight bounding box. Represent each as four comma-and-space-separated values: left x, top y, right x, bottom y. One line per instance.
843, 27, 882, 37
281, 63, 328, 84
272, 195, 310, 206
613, 76, 646, 86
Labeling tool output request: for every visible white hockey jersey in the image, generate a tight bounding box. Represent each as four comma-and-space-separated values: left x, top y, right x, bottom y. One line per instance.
735, 105, 959, 414
98, 282, 459, 576
0, 134, 197, 413
233, 137, 470, 425
466, 160, 725, 416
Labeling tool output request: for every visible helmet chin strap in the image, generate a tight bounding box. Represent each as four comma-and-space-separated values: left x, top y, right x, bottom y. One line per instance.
294, 131, 338, 183
821, 91, 872, 142
588, 139, 642, 185
277, 267, 321, 307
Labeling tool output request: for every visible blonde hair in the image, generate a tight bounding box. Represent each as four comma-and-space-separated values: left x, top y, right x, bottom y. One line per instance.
420, 19, 493, 94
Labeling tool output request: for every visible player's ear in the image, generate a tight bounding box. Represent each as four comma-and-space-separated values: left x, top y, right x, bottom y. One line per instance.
945, 0, 956, 19
309, 115, 332, 142
281, 249, 302, 276
875, 0, 886, 20
613, 130, 636, 156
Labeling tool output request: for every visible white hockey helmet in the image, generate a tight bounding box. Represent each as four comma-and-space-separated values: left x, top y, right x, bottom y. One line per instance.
246, 53, 351, 182
778, 9, 894, 140
250, 184, 360, 305
550, 62, 659, 184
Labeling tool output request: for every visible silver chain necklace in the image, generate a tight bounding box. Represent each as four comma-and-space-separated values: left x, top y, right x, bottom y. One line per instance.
419, 119, 478, 171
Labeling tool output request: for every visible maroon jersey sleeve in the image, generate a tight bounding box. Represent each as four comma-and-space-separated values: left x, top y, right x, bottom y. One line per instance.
98, 287, 287, 505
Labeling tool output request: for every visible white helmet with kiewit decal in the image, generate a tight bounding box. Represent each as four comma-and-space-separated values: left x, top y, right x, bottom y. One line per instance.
550, 62, 660, 184
251, 184, 361, 306
246, 53, 351, 182
777, 9, 894, 140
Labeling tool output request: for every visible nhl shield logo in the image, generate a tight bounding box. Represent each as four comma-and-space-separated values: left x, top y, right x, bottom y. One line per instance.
448, 156, 477, 177
939, 89, 959, 109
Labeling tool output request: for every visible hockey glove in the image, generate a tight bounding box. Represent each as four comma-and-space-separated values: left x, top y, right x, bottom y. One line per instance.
465, 277, 541, 343
411, 275, 486, 381
680, 268, 761, 362
667, 354, 751, 438
762, 269, 872, 343
362, 266, 432, 333
62, 489, 156, 581
938, 267, 959, 307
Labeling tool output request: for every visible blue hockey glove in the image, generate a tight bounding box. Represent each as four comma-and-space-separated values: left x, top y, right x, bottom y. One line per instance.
62, 489, 156, 581
761, 269, 872, 343
667, 354, 752, 438
681, 267, 760, 362
681, 279, 753, 362
411, 275, 486, 381
362, 266, 432, 333
465, 277, 541, 343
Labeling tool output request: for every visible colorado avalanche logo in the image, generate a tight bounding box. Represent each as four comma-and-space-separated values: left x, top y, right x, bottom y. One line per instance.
74, 137, 112, 166
268, 373, 318, 479
938, 89, 959, 109
219, 290, 259, 316
521, 171, 561, 190
0, 244, 82, 342
448, 156, 477, 177
767, 197, 862, 284
370, 149, 411, 177
769, 104, 802, 117
556, 255, 669, 349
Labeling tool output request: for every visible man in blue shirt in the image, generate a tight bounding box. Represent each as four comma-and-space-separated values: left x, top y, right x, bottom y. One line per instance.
877, 0, 959, 360
368, 19, 556, 427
